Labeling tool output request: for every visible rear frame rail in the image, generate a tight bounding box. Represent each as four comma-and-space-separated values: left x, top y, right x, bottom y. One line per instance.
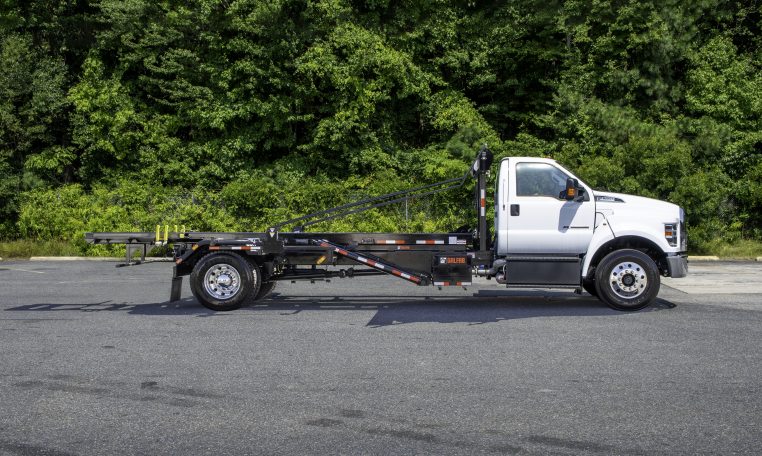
314, 239, 430, 285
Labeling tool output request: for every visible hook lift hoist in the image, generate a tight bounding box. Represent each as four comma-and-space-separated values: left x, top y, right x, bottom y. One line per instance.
86, 146, 688, 311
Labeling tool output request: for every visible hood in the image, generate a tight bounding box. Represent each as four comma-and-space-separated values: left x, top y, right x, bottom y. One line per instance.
593, 191, 681, 221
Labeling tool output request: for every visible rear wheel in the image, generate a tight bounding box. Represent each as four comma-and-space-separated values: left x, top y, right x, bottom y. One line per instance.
594, 249, 659, 311
190, 252, 260, 311
253, 281, 277, 301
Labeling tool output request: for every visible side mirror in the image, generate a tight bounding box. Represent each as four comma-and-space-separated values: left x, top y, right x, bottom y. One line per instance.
563, 178, 579, 201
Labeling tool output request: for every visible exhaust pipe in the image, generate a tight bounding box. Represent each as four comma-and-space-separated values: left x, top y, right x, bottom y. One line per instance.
475, 259, 508, 283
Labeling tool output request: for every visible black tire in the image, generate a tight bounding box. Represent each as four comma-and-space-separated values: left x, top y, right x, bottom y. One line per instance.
190, 252, 260, 311
253, 281, 277, 301
594, 249, 660, 311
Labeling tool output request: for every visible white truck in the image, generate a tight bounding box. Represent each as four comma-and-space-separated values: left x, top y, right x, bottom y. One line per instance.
86, 146, 688, 311
491, 156, 687, 310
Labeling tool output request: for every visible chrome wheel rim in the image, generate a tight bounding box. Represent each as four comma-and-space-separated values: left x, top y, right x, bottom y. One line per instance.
609, 261, 648, 299
203, 263, 241, 300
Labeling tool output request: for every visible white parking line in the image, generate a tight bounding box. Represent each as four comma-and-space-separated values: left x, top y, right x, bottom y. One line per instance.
0, 267, 45, 274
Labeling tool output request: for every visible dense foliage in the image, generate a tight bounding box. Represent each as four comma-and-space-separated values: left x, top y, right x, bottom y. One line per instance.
1, 0, 760, 252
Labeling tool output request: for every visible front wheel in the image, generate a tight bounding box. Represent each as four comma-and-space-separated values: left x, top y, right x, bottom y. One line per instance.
190, 252, 260, 311
594, 249, 660, 311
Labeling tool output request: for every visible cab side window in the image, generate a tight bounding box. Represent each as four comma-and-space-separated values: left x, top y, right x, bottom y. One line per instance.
515, 163, 569, 198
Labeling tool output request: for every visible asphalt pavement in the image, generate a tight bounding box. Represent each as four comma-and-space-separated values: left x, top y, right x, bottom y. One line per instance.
0, 260, 761, 455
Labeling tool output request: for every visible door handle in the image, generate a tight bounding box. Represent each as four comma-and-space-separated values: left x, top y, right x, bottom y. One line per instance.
510, 204, 520, 216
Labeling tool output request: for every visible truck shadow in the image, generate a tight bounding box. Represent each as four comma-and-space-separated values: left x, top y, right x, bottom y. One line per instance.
6, 291, 676, 326
257, 292, 676, 327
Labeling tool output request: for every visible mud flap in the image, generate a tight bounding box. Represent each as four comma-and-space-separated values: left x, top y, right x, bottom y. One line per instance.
170, 276, 183, 302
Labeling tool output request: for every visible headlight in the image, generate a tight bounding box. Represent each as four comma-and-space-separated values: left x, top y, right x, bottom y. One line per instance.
664, 223, 678, 247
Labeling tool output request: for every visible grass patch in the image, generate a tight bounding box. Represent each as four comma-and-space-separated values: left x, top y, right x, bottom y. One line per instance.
0, 239, 169, 259
0, 239, 82, 258
692, 238, 762, 259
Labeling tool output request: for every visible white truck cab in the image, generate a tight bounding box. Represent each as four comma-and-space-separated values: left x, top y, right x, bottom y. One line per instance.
492, 157, 687, 310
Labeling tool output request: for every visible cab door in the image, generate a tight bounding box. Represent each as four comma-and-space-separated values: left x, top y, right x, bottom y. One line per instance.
505, 160, 595, 254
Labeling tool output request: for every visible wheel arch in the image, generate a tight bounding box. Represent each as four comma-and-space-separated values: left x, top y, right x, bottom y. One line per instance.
582, 235, 668, 279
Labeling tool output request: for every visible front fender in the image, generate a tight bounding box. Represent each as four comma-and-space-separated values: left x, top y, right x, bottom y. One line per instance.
581, 213, 615, 278
581, 218, 671, 278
